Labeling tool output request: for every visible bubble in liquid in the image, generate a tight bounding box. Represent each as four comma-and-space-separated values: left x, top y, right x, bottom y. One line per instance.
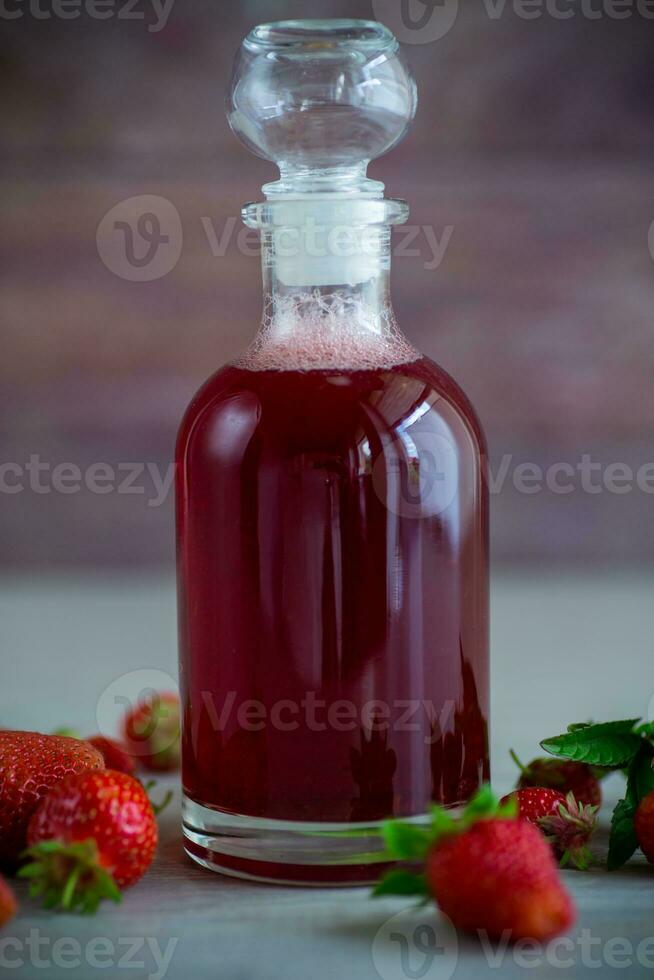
235, 292, 419, 372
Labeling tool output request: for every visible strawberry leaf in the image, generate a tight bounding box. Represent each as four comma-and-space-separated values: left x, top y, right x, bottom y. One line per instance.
607, 798, 638, 871
540, 719, 642, 767
142, 780, 173, 816
372, 871, 428, 898
461, 784, 497, 819
381, 821, 432, 861
606, 746, 654, 871
627, 745, 654, 802
18, 839, 122, 914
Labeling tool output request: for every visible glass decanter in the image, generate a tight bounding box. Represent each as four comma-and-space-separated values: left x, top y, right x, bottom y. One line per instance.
176, 19, 489, 885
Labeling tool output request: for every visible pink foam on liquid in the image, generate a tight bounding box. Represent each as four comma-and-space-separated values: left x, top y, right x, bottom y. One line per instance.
236, 300, 419, 373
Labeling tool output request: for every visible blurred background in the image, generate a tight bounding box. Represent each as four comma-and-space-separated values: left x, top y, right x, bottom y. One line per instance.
2, 0, 653, 568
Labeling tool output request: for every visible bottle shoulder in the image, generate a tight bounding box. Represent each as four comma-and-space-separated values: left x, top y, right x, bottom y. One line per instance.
176, 357, 486, 459
409, 355, 487, 455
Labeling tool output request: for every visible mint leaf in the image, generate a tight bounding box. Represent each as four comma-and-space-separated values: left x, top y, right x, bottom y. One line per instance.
541, 719, 642, 767
567, 722, 593, 732
628, 745, 654, 802
607, 798, 638, 870
606, 746, 654, 871
381, 821, 432, 861
372, 871, 428, 898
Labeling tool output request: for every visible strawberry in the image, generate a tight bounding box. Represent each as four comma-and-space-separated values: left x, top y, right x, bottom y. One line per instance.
20, 770, 157, 913
511, 750, 601, 808
501, 787, 566, 824
502, 787, 597, 869
427, 817, 575, 941
374, 786, 575, 943
0, 731, 104, 868
538, 792, 598, 870
0, 874, 17, 927
634, 789, 654, 864
86, 736, 136, 776
122, 691, 180, 772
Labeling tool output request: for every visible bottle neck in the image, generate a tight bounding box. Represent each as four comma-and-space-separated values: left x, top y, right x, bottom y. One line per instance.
261, 217, 393, 337
237, 197, 417, 371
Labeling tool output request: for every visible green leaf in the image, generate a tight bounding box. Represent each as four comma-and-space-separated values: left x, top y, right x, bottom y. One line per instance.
627, 745, 654, 802
496, 795, 518, 819
607, 798, 638, 870
462, 784, 497, 819
428, 805, 457, 839
381, 821, 432, 861
540, 719, 642, 767
372, 871, 428, 898
567, 721, 593, 732
18, 838, 122, 914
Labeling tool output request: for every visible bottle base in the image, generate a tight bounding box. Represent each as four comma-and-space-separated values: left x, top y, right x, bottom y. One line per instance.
182, 795, 439, 886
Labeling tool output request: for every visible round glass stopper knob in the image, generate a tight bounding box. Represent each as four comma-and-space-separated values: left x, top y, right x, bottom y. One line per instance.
227, 19, 417, 195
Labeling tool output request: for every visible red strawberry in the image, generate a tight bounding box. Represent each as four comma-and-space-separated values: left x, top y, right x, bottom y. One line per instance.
374, 786, 575, 943
122, 691, 180, 772
501, 787, 566, 825
426, 817, 575, 941
0, 731, 104, 868
634, 790, 654, 864
0, 875, 17, 927
538, 792, 598, 870
511, 751, 601, 808
86, 736, 136, 776
21, 771, 157, 913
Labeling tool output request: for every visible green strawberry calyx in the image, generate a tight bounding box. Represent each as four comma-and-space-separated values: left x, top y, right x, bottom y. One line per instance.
373, 785, 517, 899
538, 791, 598, 871
18, 839, 122, 915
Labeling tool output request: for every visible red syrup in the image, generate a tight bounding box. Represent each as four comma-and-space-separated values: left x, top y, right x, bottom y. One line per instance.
176, 354, 489, 826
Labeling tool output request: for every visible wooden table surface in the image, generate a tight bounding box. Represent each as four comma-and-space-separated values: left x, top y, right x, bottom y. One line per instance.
2, 569, 653, 979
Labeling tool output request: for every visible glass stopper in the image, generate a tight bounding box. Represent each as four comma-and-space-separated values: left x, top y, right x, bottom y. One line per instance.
227, 19, 417, 197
